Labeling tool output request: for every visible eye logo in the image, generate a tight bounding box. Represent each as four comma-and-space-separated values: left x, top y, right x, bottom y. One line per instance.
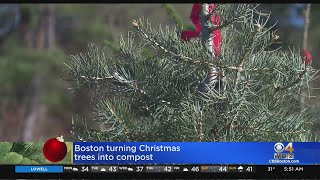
274, 142, 294, 153
274, 143, 285, 153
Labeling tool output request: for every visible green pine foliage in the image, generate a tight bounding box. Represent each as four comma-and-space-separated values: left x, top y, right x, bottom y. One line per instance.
66, 4, 319, 142
0, 142, 72, 164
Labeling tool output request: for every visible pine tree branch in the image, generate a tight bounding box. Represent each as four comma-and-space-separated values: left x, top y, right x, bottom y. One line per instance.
225, 67, 271, 71
210, 24, 229, 33
80, 74, 142, 95
233, 113, 309, 135
209, 18, 240, 33
234, 22, 261, 88
275, 69, 307, 92
132, 19, 271, 73
133, 19, 196, 62
209, 4, 254, 33
197, 110, 204, 142
107, 106, 132, 141
80, 75, 114, 81
248, 126, 307, 135
229, 80, 249, 130
80, 72, 173, 108
236, 108, 314, 136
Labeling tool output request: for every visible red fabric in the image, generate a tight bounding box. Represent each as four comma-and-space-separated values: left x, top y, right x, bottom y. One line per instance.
181, 4, 222, 56
303, 49, 312, 65
181, 4, 201, 40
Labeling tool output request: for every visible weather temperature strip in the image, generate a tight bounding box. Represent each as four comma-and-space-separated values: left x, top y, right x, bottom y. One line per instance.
1, 165, 320, 179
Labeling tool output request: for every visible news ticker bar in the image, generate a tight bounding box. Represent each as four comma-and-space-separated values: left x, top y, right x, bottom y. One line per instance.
13, 165, 254, 173
1, 165, 320, 179
64, 165, 254, 173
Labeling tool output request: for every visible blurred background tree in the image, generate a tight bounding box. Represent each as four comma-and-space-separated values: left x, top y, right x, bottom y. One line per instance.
0, 4, 319, 141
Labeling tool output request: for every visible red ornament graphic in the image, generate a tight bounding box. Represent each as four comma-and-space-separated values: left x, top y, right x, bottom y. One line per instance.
43, 136, 67, 162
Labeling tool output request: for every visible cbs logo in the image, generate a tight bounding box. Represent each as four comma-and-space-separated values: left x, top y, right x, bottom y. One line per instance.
274, 142, 294, 153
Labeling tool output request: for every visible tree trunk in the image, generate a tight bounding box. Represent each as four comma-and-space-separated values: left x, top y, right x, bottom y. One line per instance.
47, 4, 56, 49
21, 4, 56, 141
303, 4, 311, 51
301, 4, 311, 109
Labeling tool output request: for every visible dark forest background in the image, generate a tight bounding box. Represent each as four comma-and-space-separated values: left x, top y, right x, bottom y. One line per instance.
0, 4, 319, 141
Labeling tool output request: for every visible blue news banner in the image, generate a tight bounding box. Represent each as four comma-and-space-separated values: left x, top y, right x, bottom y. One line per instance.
73, 142, 320, 165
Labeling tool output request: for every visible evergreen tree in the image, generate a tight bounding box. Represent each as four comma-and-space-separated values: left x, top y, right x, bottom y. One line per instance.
65, 4, 319, 142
